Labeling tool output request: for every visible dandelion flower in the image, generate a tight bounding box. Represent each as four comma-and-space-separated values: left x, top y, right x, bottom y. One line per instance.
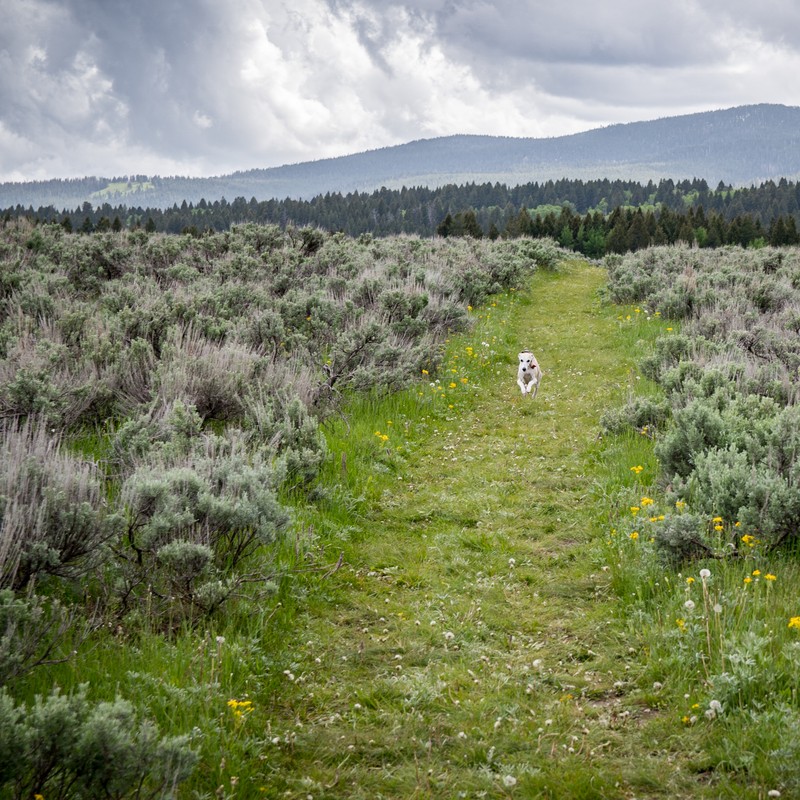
686, 577, 695, 585
699, 568, 711, 579
744, 577, 752, 584
766, 574, 777, 581
630, 465, 644, 474
630, 506, 640, 515
629, 531, 639, 540
752, 570, 761, 576
675, 500, 686, 510
789, 616, 800, 629
640, 497, 654, 506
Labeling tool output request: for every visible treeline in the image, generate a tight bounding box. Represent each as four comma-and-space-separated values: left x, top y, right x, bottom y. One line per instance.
4, 176, 800, 253
438, 204, 799, 254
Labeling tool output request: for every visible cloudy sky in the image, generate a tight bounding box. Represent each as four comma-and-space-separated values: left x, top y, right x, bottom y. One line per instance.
1, 0, 799, 182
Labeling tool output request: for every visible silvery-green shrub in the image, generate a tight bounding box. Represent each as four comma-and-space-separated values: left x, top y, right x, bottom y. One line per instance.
243, 390, 327, 487
0, 590, 75, 684
0, 421, 121, 590
653, 513, 713, 564
118, 432, 289, 619
0, 684, 196, 799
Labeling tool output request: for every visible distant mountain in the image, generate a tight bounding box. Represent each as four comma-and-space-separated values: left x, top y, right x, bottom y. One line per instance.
3, 104, 800, 211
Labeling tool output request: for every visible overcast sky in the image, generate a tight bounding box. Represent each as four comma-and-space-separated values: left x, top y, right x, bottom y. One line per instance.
2, 0, 799, 182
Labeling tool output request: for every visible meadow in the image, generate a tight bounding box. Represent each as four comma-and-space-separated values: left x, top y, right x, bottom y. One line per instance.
1, 219, 799, 798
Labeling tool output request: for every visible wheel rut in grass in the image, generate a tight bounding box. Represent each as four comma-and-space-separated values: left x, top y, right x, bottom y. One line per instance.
268, 262, 669, 798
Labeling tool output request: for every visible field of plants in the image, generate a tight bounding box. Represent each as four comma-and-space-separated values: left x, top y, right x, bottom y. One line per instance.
2, 218, 800, 798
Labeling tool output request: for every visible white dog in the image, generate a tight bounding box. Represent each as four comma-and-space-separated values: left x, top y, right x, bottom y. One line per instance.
517, 350, 543, 398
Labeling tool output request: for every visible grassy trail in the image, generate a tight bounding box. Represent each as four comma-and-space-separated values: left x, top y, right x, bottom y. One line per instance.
264, 262, 687, 798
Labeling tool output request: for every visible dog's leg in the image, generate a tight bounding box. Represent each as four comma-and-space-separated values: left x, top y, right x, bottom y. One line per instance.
517, 378, 527, 395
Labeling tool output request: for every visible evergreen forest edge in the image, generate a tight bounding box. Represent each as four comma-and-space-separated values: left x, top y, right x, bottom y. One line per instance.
6, 176, 800, 254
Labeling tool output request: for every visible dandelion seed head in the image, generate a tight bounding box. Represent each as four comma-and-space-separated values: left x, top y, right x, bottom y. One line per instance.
699, 568, 711, 579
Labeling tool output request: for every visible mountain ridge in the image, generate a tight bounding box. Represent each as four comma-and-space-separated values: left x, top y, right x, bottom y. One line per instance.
3, 104, 800, 211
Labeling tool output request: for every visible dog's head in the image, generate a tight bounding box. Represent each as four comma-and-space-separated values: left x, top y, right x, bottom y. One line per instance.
518, 351, 538, 372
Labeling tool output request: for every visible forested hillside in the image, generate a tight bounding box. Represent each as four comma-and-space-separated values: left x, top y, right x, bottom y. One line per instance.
1, 104, 798, 210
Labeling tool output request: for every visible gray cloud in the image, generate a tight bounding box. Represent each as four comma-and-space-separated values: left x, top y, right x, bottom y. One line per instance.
0, 0, 798, 181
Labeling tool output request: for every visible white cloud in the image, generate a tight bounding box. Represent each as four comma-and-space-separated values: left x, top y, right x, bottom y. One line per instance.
0, 0, 798, 181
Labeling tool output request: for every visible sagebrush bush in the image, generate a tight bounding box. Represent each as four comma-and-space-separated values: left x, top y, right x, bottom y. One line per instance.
118, 431, 289, 619
243, 389, 327, 487
600, 395, 671, 434
153, 325, 264, 421
652, 513, 713, 564
607, 244, 800, 556
0, 685, 196, 799
0, 420, 121, 590
0, 590, 76, 684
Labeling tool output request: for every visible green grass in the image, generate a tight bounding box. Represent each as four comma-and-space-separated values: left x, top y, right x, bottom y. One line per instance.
216, 260, 710, 799
90, 179, 155, 200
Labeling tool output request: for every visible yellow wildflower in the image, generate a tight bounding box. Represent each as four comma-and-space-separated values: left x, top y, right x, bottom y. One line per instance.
765, 574, 777, 581
789, 617, 800, 629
